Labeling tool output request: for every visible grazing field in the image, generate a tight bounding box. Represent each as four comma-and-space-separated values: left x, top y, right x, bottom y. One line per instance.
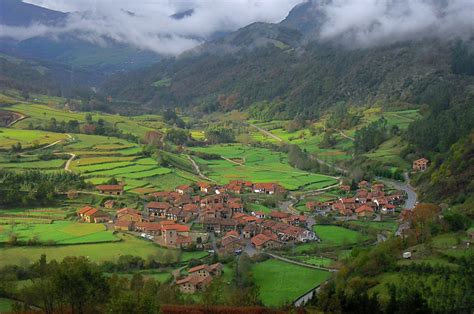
0, 207, 68, 219
180, 251, 210, 262
0, 233, 179, 267
190, 144, 337, 190
295, 225, 368, 253
348, 220, 398, 233
293, 256, 334, 267
0, 221, 119, 244
252, 259, 330, 307
5, 103, 156, 138
0, 127, 67, 149
314, 225, 368, 247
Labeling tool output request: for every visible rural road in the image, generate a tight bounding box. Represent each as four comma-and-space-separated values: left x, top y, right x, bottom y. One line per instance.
42, 133, 73, 149
248, 123, 283, 142
337, 129, 355, 141
185, 154, 215, 182
6, 111, 27, 127
378, 174, 417, 210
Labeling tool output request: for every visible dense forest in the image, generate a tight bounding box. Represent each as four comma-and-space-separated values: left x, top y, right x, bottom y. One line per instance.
102, 39, 474, 119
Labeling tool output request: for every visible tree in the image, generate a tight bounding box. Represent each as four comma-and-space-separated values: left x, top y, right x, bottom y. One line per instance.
164, 128, 189, 145
205, 125, 235, 144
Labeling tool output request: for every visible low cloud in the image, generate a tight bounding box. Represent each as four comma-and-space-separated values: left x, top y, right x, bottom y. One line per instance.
319, 0, 474, 47
0, 0, 303, 55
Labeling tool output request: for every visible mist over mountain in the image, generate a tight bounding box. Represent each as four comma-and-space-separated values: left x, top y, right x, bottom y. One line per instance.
101, 0, 474, 117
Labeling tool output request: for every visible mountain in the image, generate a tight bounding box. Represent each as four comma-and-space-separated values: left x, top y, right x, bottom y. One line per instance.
0, 52, 104, 97
0, 0, 161, 72
0, 0, 67, 26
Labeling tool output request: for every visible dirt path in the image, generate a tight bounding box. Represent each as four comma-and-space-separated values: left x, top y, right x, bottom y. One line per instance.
185, 154, 215, 182
248, 121, 347, 175
248, 123, 283, 142
6, 112, 27, 127
42, 133, 72, 149
337, 129, 355, 141
54, 152, 76, 172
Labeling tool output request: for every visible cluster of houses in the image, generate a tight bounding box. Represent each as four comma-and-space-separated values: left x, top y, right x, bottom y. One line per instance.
176, 263, 223, 293
306, 181, 404, 218
78, 180, 318, 252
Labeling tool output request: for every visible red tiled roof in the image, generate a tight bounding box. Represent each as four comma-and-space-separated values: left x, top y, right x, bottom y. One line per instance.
162, 224, 190, 232
96, 184, 123, 191
78, 206, 95, 215
355, 204, 374, 213
251, 233, 272, 247
135, 222, 161, 231
147, 202, 170, 210
269, 210, 289, 219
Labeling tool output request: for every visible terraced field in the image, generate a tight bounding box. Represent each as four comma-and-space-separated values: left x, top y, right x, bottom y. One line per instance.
190, 144, 338, 190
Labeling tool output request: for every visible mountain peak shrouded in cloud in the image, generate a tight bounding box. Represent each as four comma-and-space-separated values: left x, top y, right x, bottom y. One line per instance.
1, 0, 473, 57
0, 0, 304, 55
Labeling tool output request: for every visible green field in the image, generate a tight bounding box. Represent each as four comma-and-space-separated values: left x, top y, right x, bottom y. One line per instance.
180, 251, 210, 262
252, 259, 330, 307
0, 298, 15, 313
190, 144, 337, 190
348, 220, 398, 233
0, 127, 67, 149
295, 225, 368, 253
0, 221, 119, 245
0, 233, 179, 267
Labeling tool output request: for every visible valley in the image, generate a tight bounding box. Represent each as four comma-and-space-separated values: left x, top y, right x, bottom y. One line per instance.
0, 0, 473, 312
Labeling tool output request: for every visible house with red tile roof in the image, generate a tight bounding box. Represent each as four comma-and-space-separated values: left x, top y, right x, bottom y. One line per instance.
96, 184, 124, 195
77, 206, 109, 223
117, 208, 144, 223
355, 204, 375, 217
197, 182, 214, 194
176, 263, 223, 294
114, 220, 133, 231
146, 201, 171, 218
251, 233, 281, 250
176, 185, 193, 195
413, 158, 429, 171
253, 183, 285, 195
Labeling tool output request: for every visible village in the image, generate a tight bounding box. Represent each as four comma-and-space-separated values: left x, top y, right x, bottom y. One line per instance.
76, 177, 408, 293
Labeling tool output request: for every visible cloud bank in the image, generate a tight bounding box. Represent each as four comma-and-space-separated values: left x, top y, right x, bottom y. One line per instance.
0, 0, 303, 55
319, 0, 474, 47
1, 0, 473, 55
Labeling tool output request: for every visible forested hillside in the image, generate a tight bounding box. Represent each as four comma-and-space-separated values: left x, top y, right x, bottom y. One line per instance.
103, 36, 474, 118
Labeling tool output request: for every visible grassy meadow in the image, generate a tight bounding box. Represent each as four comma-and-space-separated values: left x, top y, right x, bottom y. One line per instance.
252, 259, 330, 307
0, 221, 119, 245
0, 233, 180, 268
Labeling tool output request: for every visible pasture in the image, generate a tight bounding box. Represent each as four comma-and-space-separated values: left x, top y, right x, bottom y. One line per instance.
0, 221, 119, 245
295, 225, 368, 253
252, 259, 330, 307
0, 233, 179, 267
190, 144, 338, 190
0, 127, 67, 150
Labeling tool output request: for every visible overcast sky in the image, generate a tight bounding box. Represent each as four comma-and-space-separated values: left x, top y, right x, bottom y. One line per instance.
2, 0, 474, 55
14, 0, 304, 55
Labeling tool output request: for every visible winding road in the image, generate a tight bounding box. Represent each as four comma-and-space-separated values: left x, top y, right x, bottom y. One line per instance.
185, 154, 215, 182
